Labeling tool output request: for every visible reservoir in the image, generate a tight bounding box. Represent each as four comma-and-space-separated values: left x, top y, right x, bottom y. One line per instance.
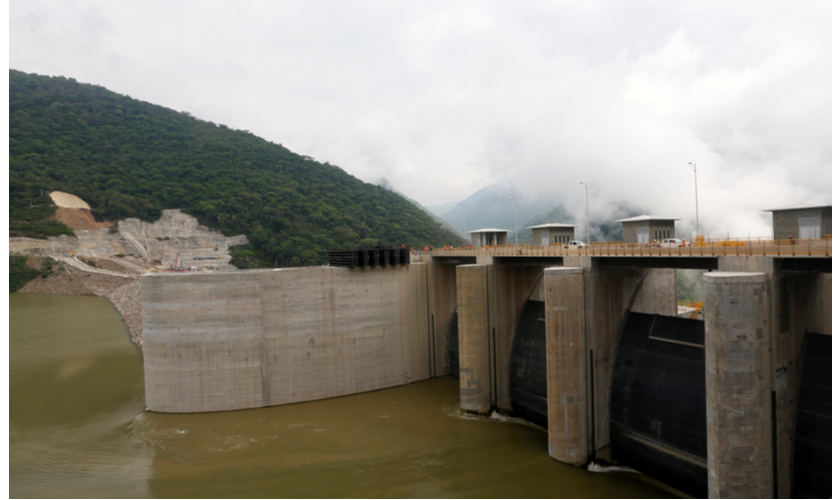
10, 293, 672, 498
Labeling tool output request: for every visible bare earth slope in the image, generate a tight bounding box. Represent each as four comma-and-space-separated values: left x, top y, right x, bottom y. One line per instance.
49, 191, 114, 231
49, 191, 90, 209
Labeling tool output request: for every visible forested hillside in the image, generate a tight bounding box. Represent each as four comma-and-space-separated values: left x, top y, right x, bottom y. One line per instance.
9, 70, 462, 267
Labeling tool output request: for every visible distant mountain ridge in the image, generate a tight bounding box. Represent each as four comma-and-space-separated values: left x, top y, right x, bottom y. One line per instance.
9, 69, 462, 267
516, 206, 575, 244
425, 201, 460, 217
438, 181, 568, 240
433, 180, 643, 244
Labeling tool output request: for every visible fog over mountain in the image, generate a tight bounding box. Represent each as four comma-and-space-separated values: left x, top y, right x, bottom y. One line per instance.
441, 181, 557, 237
11, 0, 831, 239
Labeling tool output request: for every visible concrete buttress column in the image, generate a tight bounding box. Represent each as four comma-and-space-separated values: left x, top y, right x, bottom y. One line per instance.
456, 264, 492, 414
544, 267, 588, 466
704, 272, 773, 498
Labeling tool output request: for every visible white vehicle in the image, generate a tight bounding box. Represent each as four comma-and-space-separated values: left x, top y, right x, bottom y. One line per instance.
563, 240, 589, 249
660, 238, 684, 248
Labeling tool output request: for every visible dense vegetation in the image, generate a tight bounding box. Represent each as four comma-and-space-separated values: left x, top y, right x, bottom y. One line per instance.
9, 256, 46, 292
9, 178, 75, 239
676, 269, 705, 302
10, 70, 462, 267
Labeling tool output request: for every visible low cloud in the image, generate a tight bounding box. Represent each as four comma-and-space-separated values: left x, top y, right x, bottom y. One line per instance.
10, 0, 831, 238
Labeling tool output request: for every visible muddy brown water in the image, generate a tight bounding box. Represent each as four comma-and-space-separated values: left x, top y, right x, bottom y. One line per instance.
10, 293, 674, 498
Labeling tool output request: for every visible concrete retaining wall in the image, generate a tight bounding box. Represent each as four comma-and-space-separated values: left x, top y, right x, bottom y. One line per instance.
142, 264, 431, 413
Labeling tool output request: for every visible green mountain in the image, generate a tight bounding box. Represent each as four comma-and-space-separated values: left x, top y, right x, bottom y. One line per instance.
517, 206, 575, 244
9, 70, 463, 267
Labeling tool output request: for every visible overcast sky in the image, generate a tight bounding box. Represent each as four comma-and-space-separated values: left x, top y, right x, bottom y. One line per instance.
9, 0, 832, 237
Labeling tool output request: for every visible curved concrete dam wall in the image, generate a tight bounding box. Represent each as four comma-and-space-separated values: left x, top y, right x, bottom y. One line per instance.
142, 264, 431, 413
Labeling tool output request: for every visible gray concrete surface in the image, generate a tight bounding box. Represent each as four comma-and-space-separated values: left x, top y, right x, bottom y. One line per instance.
704, 272, 773, 498
143, 264, 431, 413
544, 267, 588, 466
456, 264, 492, 414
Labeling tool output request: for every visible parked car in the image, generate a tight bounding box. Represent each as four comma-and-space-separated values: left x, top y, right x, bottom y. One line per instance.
660, 238, 684, 248
563, 240, 589, 249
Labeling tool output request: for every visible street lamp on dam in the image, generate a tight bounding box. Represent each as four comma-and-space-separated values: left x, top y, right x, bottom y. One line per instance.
689, 162, 700, 237
580, 181, 590, 242
508, 194, 518, 246
459, 202, 467, 241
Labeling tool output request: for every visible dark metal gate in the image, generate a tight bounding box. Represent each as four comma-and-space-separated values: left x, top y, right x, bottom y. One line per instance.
611, 312, 708, 498
446, 309, 459, 378
509, 300, 548, 428
792, 332, 831, 499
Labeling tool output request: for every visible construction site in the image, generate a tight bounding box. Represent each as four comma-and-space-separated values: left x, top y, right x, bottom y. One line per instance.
10, 191, 249, 274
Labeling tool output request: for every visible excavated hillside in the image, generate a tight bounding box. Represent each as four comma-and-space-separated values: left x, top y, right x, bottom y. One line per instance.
49, 191, 114, 231
12, 191, 249, 351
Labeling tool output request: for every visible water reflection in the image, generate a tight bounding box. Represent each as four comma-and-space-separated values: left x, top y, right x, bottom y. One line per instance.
11, 293, 672, 498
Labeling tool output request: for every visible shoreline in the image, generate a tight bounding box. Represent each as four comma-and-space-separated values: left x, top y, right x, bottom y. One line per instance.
17, 259, 145, 351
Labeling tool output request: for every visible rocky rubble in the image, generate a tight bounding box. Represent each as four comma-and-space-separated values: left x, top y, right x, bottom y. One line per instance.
106, 280, 144, 350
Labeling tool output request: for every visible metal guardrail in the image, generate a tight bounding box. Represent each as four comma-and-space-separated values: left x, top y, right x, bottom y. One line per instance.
418, 237, 832, 258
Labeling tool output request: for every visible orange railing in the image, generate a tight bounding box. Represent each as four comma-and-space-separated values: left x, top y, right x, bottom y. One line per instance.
417, 236, 832, 258
677, 300, 704, 319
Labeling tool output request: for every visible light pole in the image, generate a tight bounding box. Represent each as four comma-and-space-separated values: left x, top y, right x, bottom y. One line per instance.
689, 162, 699, 236
459, 202, 467, 241
508, 194, 518, 246
579, 181, 590, 242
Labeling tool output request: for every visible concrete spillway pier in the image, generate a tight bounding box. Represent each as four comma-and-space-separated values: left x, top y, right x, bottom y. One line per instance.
704, 272, 773, 498
456, 264, 492, 414
544, 267, 588, 466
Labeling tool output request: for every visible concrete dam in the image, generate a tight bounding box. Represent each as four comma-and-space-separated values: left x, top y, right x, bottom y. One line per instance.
141, 250, 831, 498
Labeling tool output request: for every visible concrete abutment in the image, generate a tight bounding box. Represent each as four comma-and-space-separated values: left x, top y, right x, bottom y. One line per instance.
143, 264, 434, 413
